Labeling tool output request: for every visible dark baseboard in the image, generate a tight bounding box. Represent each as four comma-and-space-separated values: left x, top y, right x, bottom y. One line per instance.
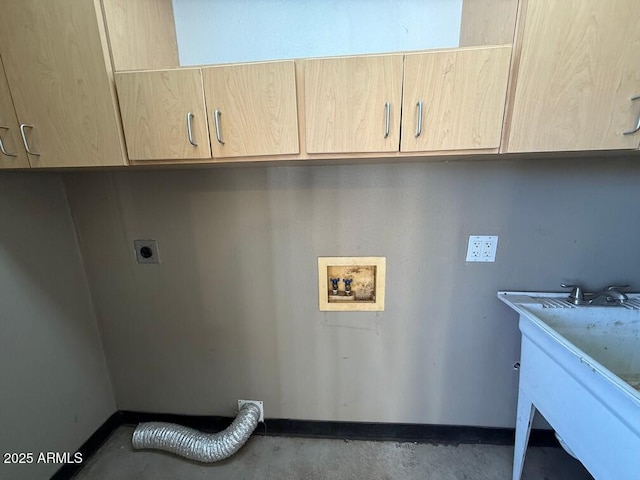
119, 411, 558, 447
50, 411, 123, 480
254, 418, 559, 447
51, 410, 559, 479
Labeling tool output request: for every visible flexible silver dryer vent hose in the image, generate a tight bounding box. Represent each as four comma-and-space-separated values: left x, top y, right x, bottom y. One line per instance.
131, 403, 261, 462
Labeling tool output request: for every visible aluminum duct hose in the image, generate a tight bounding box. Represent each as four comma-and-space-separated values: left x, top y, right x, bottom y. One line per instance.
131, 403, 261, 462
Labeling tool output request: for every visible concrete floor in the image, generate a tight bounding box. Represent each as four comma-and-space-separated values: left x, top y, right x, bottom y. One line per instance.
73, 426, 594, 480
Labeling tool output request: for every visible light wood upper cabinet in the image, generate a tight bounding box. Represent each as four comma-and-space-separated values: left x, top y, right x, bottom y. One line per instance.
303, 55, 403, 154
115, 69, 211, 161
0, 56, 29, 169
401, 46, 511, 153
202, 61, 299, 158
459, 0, 518, 47
0, 0, 127, 167
506, 0, 640, 153
102, 0, 179, 71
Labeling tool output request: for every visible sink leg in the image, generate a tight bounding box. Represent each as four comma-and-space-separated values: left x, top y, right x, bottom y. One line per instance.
513, 388, 536, 480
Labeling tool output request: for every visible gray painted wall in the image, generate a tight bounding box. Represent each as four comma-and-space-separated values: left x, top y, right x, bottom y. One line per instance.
0, 174, 115, 480
64, 155, 640, 428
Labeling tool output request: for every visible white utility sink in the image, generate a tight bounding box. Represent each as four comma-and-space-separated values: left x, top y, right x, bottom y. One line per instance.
499, 291, 640, 480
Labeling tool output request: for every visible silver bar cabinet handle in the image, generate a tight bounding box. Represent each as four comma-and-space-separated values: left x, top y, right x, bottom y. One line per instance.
0, 126, 18, 157
19, 124, 40, 156
186, 112, 198, 147
214, 109, 225, 145
623, 95, 640, 135
384, 102, 390, 138
415, 100, 423, 138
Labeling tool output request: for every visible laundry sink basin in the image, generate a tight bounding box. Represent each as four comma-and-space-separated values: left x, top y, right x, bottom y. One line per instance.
499, 291, 640, 480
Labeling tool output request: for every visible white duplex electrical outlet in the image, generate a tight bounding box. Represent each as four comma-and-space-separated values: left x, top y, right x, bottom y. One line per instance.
238, 399, 264, 422
466, 235, 498, 262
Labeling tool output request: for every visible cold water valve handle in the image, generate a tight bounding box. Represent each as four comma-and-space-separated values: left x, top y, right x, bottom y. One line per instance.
603, 285, 629, 292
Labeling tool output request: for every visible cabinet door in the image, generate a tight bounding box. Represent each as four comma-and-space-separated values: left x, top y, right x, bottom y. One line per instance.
0, 0, 126, 167
401, 46, 511, 152
115, 69, 211, 161
0, 56, 29, 169
304, 55, 403, 154
202, 61, 299, 158
506, 0, 640, 152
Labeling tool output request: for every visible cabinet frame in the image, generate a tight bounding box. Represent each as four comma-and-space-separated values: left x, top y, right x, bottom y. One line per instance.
124, 48, 507, 166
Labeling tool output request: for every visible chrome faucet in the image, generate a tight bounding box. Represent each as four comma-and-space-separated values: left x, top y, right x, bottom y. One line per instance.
561, 283, 629, 305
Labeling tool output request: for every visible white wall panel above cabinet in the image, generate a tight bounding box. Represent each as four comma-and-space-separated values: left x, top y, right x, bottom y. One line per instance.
172, 0, 463, 65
